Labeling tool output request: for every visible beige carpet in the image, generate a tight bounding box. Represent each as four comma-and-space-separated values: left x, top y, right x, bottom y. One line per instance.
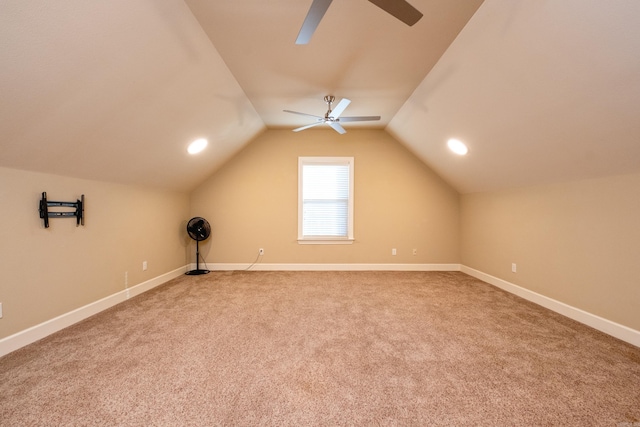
1, 271, 639, 426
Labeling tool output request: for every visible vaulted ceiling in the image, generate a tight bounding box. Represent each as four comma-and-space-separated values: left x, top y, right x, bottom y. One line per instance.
2, 1, 639, 193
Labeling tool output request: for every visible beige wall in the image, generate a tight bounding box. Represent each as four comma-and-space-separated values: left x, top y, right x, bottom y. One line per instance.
461, 172, 640, 331
190, 129, 460, 265
5, 129, 637, 344
0, 167, 189, 339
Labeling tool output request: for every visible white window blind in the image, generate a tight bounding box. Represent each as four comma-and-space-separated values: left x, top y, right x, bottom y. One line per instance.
298, 157, 354, 243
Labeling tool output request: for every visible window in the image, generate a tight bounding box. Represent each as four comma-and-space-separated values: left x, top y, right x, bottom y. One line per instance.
298, 157, 354, 244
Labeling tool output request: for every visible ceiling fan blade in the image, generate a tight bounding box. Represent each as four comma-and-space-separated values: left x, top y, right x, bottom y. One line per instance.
296, 0, 333, 45
367, 0, 423, 26
293, 122, 324, 132
284, 109, 324, 119
330, 98, 351, 118
338, 115, 381, 122
329, 121, 347, 134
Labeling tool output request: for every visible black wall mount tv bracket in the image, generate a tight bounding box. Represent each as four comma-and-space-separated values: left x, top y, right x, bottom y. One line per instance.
39, 192, 84, 228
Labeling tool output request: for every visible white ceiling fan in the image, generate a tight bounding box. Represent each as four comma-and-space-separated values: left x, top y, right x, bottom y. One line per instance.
284, 95, 381, 134
296, 0, 423, 45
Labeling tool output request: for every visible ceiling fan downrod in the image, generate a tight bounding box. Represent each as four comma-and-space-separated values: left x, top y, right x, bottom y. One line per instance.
324, 95, 335, 119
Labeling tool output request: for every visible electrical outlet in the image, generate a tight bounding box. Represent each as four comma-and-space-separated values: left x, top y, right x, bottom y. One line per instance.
0, 302, 3, 319
413, 249, 417, 256
125, 271, 128, 287
392, 248, 397, 256
259, 248, 264, 255
143, 261, 148, 271
512, 263, 517, 273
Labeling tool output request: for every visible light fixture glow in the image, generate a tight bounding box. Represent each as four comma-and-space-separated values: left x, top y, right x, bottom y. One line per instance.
447, 138, 468, 155
188, 138, 208, 154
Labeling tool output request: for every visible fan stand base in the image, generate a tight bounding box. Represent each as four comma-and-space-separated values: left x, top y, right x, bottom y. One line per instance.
185, 269, 210, 276
186, 235, 210, 276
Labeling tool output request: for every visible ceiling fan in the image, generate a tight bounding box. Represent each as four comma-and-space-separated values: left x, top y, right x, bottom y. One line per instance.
284, 95, 381, 134
296, 0, 423, 44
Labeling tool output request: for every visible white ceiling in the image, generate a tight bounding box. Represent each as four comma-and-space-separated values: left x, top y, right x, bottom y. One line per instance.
389, 0, 640, 193
2, 0, 639, 193
184, 0, 483, 128
0, 0, 265, 191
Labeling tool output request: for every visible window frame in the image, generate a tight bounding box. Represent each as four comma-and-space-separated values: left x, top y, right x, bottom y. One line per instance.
298, 156, 354, 245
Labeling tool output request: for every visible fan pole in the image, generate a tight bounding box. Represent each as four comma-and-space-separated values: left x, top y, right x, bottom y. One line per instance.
186, 239, 210, 275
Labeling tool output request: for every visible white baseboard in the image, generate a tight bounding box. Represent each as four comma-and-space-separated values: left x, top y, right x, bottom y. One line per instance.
461, 265, 640, 348
0, 266, 186, 358
6, 264, 635, 357
201, 263, 462, 271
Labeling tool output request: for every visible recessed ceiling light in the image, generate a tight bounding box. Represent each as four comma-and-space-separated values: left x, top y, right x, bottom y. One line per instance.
447, 138, 468, 155
188, 138, 208, 154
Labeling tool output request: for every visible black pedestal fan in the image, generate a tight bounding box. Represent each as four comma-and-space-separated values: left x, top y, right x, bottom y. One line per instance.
186, 217, 211, 275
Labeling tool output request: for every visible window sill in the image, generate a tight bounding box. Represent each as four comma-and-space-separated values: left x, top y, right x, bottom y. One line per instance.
297, 238, 354, 245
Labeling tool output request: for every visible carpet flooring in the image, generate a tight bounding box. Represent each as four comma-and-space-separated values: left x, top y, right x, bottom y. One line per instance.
1, 271, 639, 426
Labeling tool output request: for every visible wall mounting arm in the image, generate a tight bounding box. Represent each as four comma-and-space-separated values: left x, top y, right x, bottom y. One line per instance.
39, 192, 84, 228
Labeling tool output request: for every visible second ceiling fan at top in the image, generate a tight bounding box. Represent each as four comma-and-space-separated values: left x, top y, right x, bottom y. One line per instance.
296, 0, 423, 44
284, 95, 381, 134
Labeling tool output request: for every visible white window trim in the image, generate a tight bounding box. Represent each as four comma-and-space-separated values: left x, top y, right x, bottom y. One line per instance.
298, 156, 354, 245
